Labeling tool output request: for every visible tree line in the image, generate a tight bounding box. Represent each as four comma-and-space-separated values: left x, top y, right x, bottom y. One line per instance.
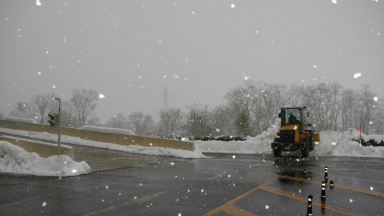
3, 81, 384, 137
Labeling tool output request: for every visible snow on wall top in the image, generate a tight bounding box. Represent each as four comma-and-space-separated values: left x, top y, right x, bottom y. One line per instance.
79, 125, 135, 135
5, 116, 36, 124
0, 135, 73, 149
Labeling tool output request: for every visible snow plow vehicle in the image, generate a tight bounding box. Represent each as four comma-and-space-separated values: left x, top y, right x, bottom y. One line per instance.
271, 106, 320, 157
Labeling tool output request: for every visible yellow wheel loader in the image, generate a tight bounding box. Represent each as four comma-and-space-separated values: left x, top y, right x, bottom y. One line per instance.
271, 106, 320, 157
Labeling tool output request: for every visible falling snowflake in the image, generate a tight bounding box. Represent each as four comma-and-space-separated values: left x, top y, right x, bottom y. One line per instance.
36, 0, 41, 6
373, 97, 378, 101
350, 199, 353, 203
231, 3, 235, 8
38, 72, 42, 75
244, 76, 249, 80
201, 189, 204, 192
46, 51, 49, 54
170, 162, 175, 166
332, 0, 337, 4
370, 186, 374, 190
106, 186, 109, 189
232, 155, 236, 159
42, 202, 47, 206
353, 73, 361, 79
265, 205, 270, 209
313, 65, 317, 68
52, 85, 56, 88
72, 169, 77, 174
99, 94, 105, 99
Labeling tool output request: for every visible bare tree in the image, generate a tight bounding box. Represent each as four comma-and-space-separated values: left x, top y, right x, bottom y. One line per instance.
30, 93, 58, 124
70, 88, 98, 127
106, 113, 127, 128
9, 102, 35, 119
157, 108, 184, 137
0, 111, 5, 120
128, 112, 154, 136
185, 103, 212, 137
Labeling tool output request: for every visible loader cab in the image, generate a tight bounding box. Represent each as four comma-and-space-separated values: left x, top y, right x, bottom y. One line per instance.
278, 106, 309, 133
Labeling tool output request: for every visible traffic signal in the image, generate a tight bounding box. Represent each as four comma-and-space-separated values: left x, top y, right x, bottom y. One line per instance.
48, 113, 59, 127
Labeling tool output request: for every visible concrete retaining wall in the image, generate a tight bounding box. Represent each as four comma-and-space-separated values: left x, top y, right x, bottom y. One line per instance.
0, 136, 75, 160
0, 120, 194, 151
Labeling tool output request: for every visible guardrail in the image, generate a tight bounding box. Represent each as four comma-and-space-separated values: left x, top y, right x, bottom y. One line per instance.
0, 120, 194, 151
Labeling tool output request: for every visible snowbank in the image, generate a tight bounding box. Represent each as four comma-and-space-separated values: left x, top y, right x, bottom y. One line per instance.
0, 141, 91, 176
196, 126, 384, 158
79, 125, 135, 135
314, 129, 384, 157
195, 125, 279, 155
5, 116, 36, 124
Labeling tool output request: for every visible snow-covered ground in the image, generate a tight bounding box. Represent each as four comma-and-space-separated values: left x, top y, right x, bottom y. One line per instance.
1, 125, 384, 177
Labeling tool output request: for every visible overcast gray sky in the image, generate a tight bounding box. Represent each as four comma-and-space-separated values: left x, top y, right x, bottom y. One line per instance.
1, 0, 383, 122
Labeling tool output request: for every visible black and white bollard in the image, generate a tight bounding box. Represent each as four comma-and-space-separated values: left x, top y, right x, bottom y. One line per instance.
324, 166, 329, 183
306, 195, 313, 216
321, 180, 326, 200
329, 180, 334, 189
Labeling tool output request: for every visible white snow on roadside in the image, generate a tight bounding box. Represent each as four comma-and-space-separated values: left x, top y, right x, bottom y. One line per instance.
195, 127, 384, 158
0, 141, 90, 176
79, 125, 135, 135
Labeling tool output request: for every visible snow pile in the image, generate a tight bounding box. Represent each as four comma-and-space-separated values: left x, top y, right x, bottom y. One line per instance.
5, 116, 36, 124
79, 125, 135, 135
195, 119, 281, 155
195, 125, 384, 158
0, 141, 91, 176
195, 125, 279, 155
314, 129, 384, 157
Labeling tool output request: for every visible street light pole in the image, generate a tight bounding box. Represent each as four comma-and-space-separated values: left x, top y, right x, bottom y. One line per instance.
55, 98, 61, 156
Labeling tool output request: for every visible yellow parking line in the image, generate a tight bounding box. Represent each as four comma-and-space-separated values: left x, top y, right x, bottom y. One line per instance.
202, 175, 278, 216
221, 204, 257, 216
82, 191, 164, 216
280, 175, 384, 198
261, 186, 363, 216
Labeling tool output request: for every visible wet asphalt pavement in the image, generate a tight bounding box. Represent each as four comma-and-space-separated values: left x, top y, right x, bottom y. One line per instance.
1, 153, 384, 216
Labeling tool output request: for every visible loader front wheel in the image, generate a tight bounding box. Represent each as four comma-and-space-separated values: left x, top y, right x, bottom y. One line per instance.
301, 137, 310, 157
273, 149, 282, 157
